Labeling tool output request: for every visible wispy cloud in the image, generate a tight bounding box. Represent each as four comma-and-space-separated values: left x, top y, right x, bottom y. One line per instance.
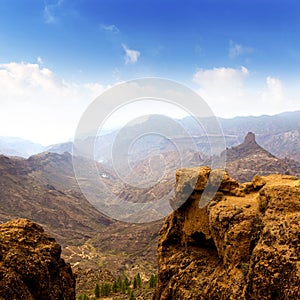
229, 41, 253, 59
100, 24, 120, 34
122, 44, 140, 64
43, 0, 63, 24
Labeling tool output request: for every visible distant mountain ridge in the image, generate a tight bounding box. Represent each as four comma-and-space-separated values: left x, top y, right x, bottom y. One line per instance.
0, 136, 44, 157
181, 110, 300, 161
1, 110, 300, 162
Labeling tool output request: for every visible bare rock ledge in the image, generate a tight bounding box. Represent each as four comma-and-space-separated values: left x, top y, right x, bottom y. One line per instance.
155, 167, 300, 300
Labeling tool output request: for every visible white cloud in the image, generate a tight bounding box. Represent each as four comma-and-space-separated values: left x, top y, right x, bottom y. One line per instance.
193, 66, 249, 109
229, 41, 253, 59
0, 62, 106, 145
2, 61, 298, 144
266, 76, 284, 99
258, 76, 300, 114
193, 66, 300, 117
100, 24, 120, 34
122, 44, 140, 64
260, 76, 285, 106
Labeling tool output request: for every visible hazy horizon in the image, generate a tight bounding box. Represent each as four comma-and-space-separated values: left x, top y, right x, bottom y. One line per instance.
0, 108, 299, 147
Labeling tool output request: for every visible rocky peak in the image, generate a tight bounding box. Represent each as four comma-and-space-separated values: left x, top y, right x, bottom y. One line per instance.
155, 167, 300, 299
243, 131, 256, 144
222, 132, 300, 182
224, 131, 271, 162
0, 219, 76, 299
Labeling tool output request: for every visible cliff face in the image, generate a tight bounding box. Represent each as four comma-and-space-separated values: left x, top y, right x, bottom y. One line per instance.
0, 219, 75, 300
155, 167, 300, 300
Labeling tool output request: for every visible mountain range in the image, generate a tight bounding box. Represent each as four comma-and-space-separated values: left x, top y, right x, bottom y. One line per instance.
1, 110, 300, 162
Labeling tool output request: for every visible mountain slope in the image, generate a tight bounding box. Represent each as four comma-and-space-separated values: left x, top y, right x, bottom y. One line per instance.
0, 151, 162, 287
0, 152, 112, 245
223, 132, 300, 182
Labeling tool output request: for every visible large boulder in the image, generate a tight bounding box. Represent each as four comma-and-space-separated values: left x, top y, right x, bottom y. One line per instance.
0, 219, 75, 300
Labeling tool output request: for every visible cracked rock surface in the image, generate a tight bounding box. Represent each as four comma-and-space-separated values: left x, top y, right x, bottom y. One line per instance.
155, 167, 300, 300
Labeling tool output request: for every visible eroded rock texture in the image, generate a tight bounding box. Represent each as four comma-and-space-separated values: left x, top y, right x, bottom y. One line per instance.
155, 167, 300, 300
0, 219, 75, 300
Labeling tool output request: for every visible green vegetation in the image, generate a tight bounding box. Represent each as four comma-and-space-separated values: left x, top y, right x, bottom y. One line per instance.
79, 272, 157, 299
133, 273, 142, 289
112, 280, 118, 293
149, 274, 158, 288
100, 282, 111, 296
128, 289, 136, 300
124, 275, 130, 289
94, 283, 100, 298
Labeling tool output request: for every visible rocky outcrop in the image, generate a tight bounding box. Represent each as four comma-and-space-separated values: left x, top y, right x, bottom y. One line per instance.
0, 219, 75, 300
155, 167, 300, 300
223, 132, 300, 182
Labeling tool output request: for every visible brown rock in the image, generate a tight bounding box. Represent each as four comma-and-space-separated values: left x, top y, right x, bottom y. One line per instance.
245, 185, 300, 299
170, 167, 241, 210
240, 181, 254, 194
155, 168, 300, 300
170, 166, 211, 210
252, 174, 266, 189
244, 132, 256, 144
0, 219, 75, 300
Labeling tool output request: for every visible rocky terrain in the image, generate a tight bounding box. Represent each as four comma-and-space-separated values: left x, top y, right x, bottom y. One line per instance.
0, 218, 75, 299
257, 129, 300, 162
155, 166, 300, 299
0, 132, 299, 298
223, 132, 300, 182
0, 152, 112, 245
0, 152, 162, 296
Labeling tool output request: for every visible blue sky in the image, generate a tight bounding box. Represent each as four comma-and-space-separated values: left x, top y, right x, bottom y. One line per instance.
2, 0, 300, 81
0, 0, 300, 144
